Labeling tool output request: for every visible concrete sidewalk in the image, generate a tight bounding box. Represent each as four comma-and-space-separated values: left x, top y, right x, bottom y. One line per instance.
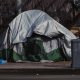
0, 61, 80, 80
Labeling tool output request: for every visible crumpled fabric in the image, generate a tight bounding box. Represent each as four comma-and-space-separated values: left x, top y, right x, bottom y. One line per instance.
3, 10, 77, 58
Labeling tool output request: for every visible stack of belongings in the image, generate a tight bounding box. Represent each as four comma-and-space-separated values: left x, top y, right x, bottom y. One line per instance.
1, 10, 77, 62
70, 26, 80, 38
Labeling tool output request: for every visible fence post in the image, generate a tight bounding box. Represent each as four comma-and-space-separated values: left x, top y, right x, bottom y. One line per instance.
16, 0, 22, 13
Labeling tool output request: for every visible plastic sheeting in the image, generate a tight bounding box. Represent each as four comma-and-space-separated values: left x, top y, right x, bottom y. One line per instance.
3, 10, 77, 61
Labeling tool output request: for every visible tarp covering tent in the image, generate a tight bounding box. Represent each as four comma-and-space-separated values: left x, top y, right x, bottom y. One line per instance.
1, 10, 77, 62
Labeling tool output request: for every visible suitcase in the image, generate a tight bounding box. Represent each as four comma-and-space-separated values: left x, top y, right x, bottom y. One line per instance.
71, 39, 80, 68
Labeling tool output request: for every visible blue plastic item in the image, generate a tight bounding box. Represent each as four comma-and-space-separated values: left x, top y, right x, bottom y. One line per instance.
0, 59, 7, 64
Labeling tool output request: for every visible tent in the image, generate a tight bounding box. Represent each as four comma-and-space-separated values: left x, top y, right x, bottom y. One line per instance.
1, 10, 77, 62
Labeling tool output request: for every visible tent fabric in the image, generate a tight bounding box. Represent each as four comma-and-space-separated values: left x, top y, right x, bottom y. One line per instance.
1, 37, 64, 62
3, 10, 77, 62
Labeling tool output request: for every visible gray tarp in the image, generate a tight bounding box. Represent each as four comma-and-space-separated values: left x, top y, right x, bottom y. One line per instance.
3, 10, 77, 61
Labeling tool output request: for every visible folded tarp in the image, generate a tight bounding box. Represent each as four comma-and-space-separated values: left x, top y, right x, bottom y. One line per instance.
2, 10, 77, 62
